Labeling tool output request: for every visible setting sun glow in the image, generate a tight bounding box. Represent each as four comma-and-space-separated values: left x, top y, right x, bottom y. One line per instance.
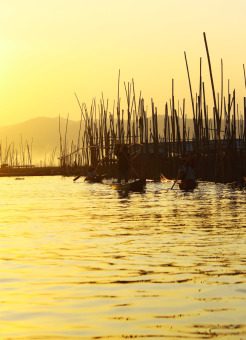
0, 0, 246, 125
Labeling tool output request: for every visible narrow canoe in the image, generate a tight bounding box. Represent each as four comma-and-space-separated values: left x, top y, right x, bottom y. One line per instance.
110, 179, 146, 192
179, 179, 197, 191
84, 174, 107, 183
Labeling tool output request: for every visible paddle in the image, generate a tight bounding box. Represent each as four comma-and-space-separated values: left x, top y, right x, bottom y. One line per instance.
130, 164, 141, 180
171, 176, 179, 190
160, 173, 170, 182
73, 175, 81, 182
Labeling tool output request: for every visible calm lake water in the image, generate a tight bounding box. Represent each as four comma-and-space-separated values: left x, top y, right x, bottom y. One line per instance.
0, 176, 245, 340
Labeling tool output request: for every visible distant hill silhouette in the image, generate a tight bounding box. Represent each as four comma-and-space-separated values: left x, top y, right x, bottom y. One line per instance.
0, 117, 84, 165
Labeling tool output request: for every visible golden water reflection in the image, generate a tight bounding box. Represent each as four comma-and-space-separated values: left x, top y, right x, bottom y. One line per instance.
0, 177, 245, 339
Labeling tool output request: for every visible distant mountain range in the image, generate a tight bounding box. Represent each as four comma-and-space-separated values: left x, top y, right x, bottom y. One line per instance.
0, 117, 84, 165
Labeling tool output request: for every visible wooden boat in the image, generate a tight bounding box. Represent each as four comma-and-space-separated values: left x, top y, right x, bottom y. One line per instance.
179, 179, 197, 191
84, 174, 107, 183
161, 174, 181, 184
110, 179, 146, 192
160, 174, 174, 183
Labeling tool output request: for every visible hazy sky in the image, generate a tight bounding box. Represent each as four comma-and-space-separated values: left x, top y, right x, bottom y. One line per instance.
0, 0, 246, 126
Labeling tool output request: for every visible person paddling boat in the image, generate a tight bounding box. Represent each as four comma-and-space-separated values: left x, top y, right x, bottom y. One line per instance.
84, 166, 107, 183
178, 156, 197, 191
114, 144, 130, 183
85, 166, 97, 180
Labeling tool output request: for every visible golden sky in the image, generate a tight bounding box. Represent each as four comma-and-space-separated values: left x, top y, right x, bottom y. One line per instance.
0, 0, 246, 126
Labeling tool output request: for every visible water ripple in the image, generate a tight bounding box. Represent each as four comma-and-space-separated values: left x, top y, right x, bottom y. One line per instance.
0, 177, 245, 339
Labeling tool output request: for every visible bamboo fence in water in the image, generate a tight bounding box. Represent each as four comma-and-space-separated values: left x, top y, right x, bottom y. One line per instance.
58, 82, 246, 183
57, 33, 246, 183
0, 137, 33, 168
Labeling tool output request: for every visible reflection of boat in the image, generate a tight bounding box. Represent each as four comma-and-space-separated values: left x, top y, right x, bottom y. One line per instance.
84, 174, 107, 183
179, 179, 197, 191
110, 179, 146, 192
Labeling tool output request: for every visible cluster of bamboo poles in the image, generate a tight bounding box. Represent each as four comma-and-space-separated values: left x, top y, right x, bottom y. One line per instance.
0, 139, 59, 168
0, 137, 33, 167
59, 33, 245, 183
39, 147, 58, 167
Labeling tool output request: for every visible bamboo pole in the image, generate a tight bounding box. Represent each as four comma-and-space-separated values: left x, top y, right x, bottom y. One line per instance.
203, 32, 220, 130
184, 51, 195, 119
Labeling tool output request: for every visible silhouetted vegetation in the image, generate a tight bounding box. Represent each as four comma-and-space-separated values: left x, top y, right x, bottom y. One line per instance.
58, 34, 245, 183
1, 33, 245, 183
